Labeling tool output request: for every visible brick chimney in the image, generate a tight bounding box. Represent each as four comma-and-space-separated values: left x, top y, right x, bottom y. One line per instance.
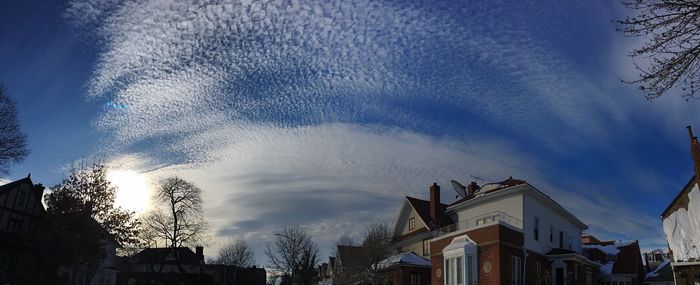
688, 126, 700, 183
195, 246, 204, 262
429, 182, 440, 225
467, 181, 478, 197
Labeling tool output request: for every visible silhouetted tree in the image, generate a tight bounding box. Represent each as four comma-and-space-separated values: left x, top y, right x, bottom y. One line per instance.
266, 225, 319, 285
217, 239, 256, 267
0, 85, 29, 174
617, 0, 700, 99
46, 163, 141, 245
143, 176, 207, 248
41, 163, 140, 283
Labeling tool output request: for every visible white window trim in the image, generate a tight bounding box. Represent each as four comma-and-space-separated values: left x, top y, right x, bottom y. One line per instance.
551, 259, 567, 285
443, 235, 478, 285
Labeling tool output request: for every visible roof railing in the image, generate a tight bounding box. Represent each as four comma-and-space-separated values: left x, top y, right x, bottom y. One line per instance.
432, 210, 522, 238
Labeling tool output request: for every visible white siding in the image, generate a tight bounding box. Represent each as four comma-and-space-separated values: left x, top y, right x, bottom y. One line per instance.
454, 191, 523, 225
400, 206, 428, 235
523, 193, 584, 255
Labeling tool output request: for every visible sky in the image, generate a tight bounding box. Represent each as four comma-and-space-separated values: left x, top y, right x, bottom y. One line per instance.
1, 0, 699, 264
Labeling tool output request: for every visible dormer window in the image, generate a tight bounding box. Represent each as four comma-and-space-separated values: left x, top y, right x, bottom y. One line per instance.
409, 217, 415, 230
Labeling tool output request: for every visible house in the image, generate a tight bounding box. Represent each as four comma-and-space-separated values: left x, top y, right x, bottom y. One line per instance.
391, 178, 599, 285
642, 250, 673, 285
582, 235, 645, 284
661, 126, 700, 284
334, 245, 367, 284
204, 264, 266, 285
0, 175, 46, 284
377, 252, 431, 285
118, 246, 212, 285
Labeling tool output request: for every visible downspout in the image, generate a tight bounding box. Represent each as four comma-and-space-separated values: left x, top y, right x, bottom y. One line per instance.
522, 248, 529, 285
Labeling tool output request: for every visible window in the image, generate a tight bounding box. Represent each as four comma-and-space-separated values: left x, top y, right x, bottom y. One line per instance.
568, 235, 573, 250
456, 257, 463, 285
409, 217, 415, 230
586, 270, 592, 285
534, 217, 540, 241
559, 231, 564, 248
550, 225, 553, 242
446, 258, 451, 285
410, 273, 422, 285
535, 261, 542, 285
423, 239, 431, 256
8, 219, 21, 233
17, 191, 27, 206
511, 255, 522, 285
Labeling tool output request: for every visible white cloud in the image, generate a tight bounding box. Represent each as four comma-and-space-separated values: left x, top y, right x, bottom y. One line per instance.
63, 0, 674, 260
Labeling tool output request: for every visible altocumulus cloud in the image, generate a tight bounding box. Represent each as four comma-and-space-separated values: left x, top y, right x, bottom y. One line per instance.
65, 0, 671, 259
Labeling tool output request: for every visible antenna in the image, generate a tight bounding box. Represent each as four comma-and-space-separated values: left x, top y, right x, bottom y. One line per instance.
469, 175, 483, 184
450, 180, 468, 199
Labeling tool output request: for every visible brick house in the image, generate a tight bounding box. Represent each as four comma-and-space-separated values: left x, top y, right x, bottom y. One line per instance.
661, 126, 700, 285
582, 235, 645, 284
391, 178, 598, 285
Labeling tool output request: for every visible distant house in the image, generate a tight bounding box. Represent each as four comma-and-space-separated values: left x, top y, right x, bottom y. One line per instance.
661, 126, 700, 284
118, 246, 212, 285
204, 264, 266, 285
389, 177, 599, 285
582, 235, 645, 285
0, 175, 46, 284
335, 245, 367, 284
642, 249, 673, 285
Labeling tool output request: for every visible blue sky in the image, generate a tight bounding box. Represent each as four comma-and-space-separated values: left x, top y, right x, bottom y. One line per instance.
1, 0, 698, 262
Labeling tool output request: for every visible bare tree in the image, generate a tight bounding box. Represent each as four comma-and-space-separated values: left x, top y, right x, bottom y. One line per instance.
217, 239, 255, 267
143, 176, 207, 248
357, 221, 396, 285
617, 0, 700, 99
0, 85, 29, 175
265, 225, 319, 285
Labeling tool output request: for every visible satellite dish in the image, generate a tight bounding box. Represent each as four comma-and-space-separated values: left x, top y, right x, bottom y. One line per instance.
451, 180, 467, 199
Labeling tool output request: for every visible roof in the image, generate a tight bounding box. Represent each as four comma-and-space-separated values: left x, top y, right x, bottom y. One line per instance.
336, 245, 367, 268
405, 196, 450, 230
449, 177, 527, 206
0, 176, 46, 213
645, 259, 673, 282
378, 252, 430, 269
134, 247, 203, 265
582, 240, 644, 278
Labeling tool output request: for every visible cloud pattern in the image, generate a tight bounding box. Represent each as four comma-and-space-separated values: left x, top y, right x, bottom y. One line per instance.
64, 0, 677, 259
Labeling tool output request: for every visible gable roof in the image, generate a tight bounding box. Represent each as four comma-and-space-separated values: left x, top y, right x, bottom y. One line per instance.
404, 196, 450, 230
134, 247, 202, 265
336, 245, 367, 269
583, 240, 644, 278
0, 176, 47, 213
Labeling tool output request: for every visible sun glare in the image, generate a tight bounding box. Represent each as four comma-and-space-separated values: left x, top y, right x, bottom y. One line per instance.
107, 170, 151, 214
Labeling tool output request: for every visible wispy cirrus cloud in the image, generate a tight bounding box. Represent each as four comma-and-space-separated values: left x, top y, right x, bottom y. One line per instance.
63, 0, 676, 258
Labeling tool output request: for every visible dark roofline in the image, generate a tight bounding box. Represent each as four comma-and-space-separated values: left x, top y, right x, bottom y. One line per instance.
661, 175, 696, 218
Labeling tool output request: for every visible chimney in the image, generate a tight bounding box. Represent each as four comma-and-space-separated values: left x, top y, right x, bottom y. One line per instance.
429, 182, 440, 225
467, 181, 478, 197
689, 126, 700, 183
196, 246, 204, 262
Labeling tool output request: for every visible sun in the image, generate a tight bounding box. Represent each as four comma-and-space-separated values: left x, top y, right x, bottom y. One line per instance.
107, 170, 151, 214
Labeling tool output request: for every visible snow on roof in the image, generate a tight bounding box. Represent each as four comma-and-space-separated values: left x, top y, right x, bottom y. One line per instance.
583, 240, 636, 256
645, 258, 671, 279
599, 262, 614, 275
379, 252, 431, 269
